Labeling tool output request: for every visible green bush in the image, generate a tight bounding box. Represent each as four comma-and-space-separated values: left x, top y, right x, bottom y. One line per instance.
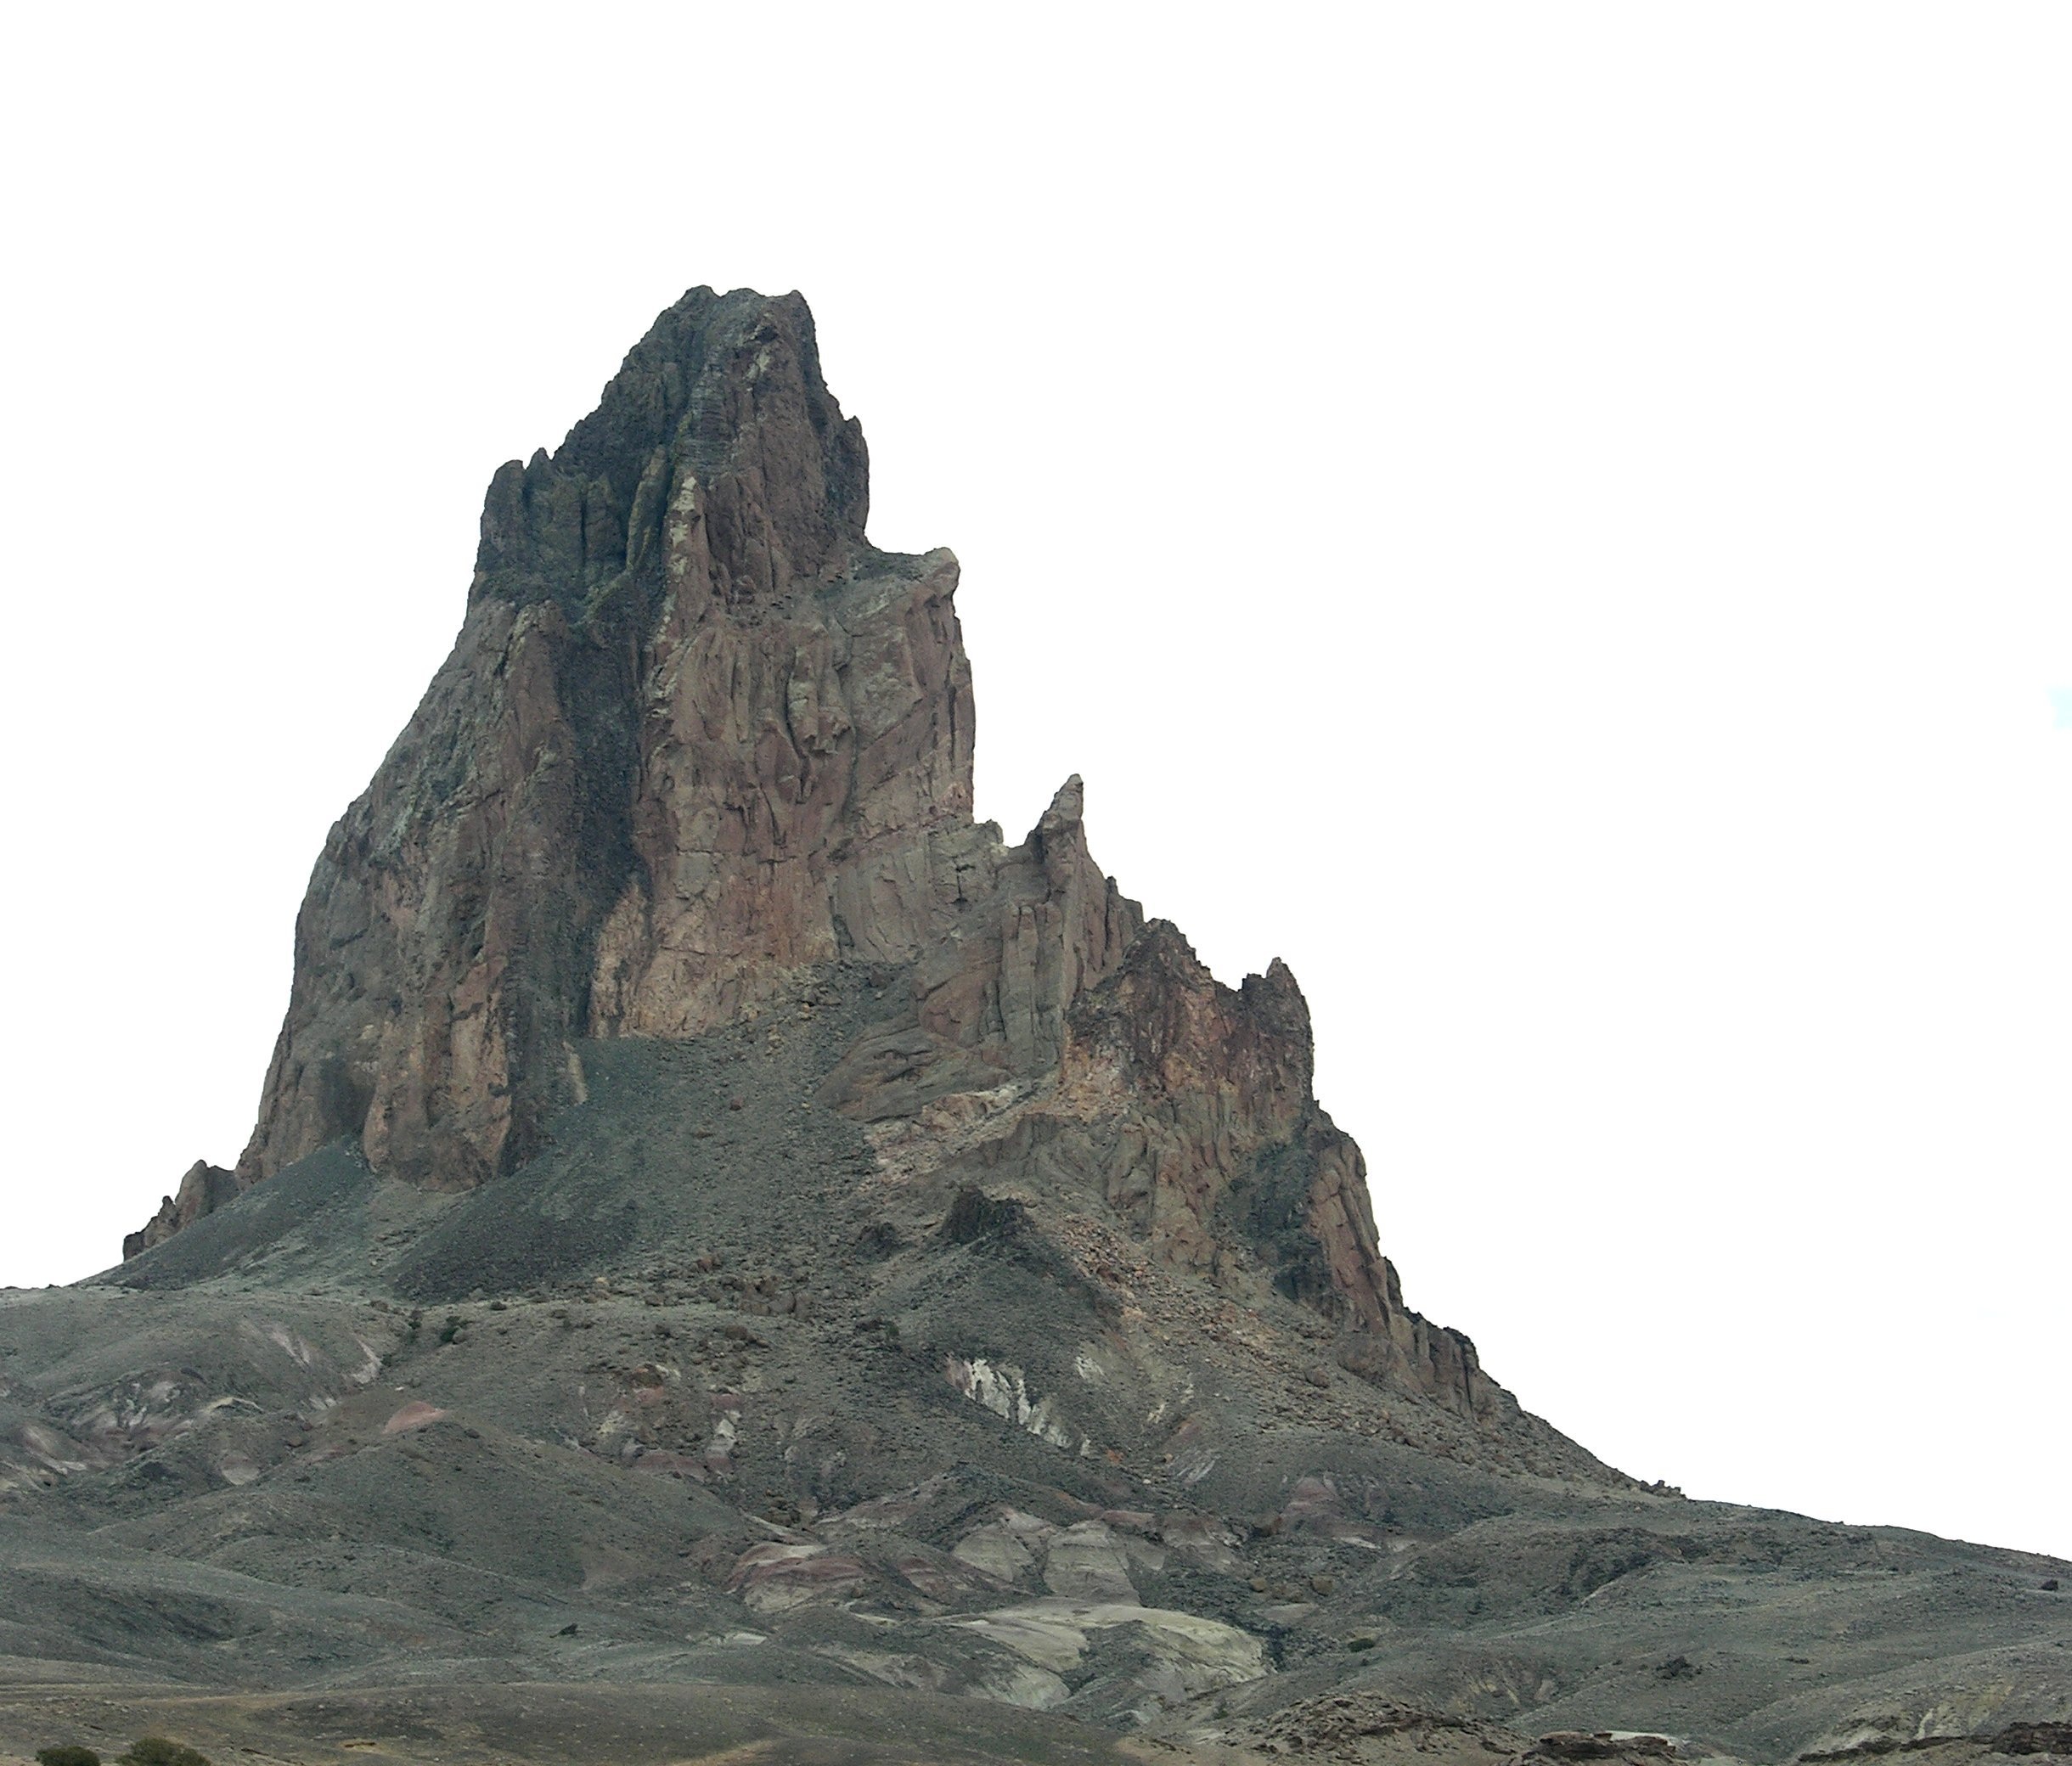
120, 1740, 212, 1766
37, 1746, 102, 1766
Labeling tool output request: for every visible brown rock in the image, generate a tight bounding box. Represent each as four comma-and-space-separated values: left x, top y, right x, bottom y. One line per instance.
232, 288, 946, 1195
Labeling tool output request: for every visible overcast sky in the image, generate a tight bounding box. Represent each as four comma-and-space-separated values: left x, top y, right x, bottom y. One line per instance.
2, 5, 2067, 1561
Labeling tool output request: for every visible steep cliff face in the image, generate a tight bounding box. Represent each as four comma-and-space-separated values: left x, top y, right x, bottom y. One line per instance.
129, 285, 1505, 1426
236, 288, 971, 1193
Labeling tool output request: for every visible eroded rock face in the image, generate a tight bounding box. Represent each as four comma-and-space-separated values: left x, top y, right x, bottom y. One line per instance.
235, 288, 971, 1192
1056, 924, 1509, 1421
125, 284, 1498, 1421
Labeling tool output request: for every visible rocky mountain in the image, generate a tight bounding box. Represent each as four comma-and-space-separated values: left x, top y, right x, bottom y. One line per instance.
2, 289, 2062, 1766
131, 284, 1517, 1435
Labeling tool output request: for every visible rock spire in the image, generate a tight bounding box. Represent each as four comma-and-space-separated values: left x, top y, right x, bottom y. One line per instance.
128, 285, 1509, 1424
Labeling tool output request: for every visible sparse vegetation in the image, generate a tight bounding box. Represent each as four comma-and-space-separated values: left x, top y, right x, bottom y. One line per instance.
121, 1738, 212, 1766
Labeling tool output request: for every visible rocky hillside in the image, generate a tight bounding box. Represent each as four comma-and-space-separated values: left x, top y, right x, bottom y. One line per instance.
7, 288, 2057, 1765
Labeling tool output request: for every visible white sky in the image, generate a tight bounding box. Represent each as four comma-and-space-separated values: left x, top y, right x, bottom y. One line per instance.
2, 6, 2067, 1560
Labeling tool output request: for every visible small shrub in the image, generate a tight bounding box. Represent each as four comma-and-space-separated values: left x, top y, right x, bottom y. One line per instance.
37, 1746, 102, 1766
121, 1738, 212, 1766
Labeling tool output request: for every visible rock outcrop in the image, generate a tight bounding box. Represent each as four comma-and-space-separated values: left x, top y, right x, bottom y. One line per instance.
125, 285, 1499, 1423
121, 1160, 243, 1261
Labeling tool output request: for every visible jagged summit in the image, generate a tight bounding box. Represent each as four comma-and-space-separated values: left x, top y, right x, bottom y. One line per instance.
470, 286, 870, 619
